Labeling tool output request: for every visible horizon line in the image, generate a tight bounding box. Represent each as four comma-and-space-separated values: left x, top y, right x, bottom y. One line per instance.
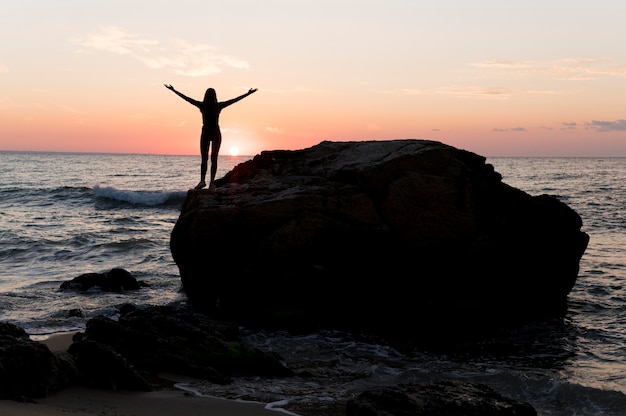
3, 149, 626, 158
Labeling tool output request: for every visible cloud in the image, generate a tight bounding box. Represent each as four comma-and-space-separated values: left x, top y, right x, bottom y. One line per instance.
262, 87, 329, 94
441, 86, 514, 99
0, 64, 8, 74
265, 126, 285, 134
74, 26, 249, 77
437, 86, 552, 100
472, 58, 626, 81
492, 127, 526, 132
74, 26, 157, 55
586, 119, 626, 132
397, 88, 425, 95
561, 122, 577, 131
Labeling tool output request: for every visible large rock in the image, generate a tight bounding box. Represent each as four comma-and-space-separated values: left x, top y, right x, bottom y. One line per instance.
0, 322, 77, 400
170, 140, 589, 333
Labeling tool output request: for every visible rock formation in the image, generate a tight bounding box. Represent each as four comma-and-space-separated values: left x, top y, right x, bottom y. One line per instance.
60, 268, 145, 292
170, 140, 589, 335
346, 381, 537, 416
0, 322, 77, 399
68, 305, 293, 389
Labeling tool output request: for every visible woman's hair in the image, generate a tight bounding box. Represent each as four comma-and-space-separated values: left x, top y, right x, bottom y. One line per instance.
203, 88, 217, 103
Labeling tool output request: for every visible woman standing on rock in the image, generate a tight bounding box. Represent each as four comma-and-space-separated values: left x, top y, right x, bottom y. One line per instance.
164, 84, 258, 189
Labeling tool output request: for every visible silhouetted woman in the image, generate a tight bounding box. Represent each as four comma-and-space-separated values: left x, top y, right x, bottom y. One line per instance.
164, 84, 258, 189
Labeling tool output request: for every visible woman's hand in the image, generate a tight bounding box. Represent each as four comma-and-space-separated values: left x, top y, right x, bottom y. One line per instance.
248, 88, 258, 95
164, 84, 175, 91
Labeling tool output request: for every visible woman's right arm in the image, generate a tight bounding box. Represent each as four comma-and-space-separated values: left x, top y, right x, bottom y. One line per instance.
164, 84, 201, 107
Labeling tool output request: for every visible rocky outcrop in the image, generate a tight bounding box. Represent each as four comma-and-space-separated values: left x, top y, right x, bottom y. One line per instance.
346, 381, 537, 416
68, 305, 292, 388
60, 268, 145, 292
0, 322, 77, 400
170, 140, 589, 334
0, 304, 293, 399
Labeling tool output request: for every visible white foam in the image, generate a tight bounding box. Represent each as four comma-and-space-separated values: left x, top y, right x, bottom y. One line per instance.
265, 399, 300, 415
93, 184, 185, 206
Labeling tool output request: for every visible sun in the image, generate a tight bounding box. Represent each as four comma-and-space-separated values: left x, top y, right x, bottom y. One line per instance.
229, 146, 240, 156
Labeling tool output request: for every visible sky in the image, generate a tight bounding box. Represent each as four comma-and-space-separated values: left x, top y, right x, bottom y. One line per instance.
2, 1, 626, 157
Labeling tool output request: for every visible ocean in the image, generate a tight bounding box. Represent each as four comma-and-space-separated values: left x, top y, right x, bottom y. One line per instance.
1, 151, 626, 415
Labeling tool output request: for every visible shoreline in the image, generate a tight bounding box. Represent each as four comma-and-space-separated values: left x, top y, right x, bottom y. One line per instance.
0, 332, 289, 416
0, 387, 283, 416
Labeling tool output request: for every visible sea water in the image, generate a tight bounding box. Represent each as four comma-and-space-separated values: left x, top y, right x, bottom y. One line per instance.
1, 152, 626, 415
0, 151, 244, 334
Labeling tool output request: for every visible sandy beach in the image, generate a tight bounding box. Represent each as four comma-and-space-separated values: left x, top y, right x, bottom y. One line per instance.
0, 387, 286, 416
0, 332, 285, 416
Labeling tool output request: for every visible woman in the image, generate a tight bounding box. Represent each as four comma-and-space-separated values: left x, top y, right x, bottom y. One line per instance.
165, 84, 258, 189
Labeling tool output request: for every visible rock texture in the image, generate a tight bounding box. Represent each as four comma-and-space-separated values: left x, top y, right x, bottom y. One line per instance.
60, 268, 145, 292
170, 140, 589, 333
68, 305, 292, 389
0, 305, 293, 399
0, 322, 77, 400
346, 381, 537, 416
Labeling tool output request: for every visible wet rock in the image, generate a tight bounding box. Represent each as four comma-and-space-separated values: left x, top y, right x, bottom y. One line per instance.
346, 380, 537, 416
68, 305, 292, 389
0, 322, 77, 400
68, 338, 151, 391
60, 268, 145, 292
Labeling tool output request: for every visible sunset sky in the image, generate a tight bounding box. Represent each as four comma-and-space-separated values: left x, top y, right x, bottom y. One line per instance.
2, 1, 626, 156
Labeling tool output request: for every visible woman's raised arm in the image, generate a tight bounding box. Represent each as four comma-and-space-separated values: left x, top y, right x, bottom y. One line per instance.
221, 88, 258, 108
164, 84, 201, 107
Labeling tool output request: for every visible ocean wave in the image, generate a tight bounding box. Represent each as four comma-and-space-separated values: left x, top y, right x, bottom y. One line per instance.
93, 184, 186, 208
1, 185, 92, 207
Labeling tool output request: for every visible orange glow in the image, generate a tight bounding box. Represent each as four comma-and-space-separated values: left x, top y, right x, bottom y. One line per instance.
3, 5, 626, 156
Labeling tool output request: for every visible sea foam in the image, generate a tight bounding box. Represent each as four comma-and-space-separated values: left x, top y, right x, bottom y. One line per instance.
93, 184, 186, 207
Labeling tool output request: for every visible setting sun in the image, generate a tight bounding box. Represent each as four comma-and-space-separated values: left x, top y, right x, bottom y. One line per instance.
229, 146, 240, 157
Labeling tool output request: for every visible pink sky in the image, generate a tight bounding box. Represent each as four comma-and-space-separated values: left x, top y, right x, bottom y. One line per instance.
2, 1, 626, 156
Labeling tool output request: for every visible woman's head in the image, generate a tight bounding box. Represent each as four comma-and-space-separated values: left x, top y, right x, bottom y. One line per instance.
203, 88, 217, 103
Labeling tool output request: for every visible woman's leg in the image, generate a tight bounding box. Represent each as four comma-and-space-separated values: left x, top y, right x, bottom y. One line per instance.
196, 132, 210, 189
209, 132, 222, 187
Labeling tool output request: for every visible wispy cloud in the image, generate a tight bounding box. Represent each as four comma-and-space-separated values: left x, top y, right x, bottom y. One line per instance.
472, 58, 626, 81
74, 26, 157, 55
74, 26, 249, 77
383, 86, 552, 99
261, 87, 329, 94
391, 57, 626, 98
492, 127, 526, 132
437, 86, 553, 100
265, 125, 285, 134
561, 122, 578, 131
586, 119, 626, 132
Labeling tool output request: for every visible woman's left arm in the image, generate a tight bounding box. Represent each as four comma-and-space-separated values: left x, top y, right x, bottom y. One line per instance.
221, 88, 258, 108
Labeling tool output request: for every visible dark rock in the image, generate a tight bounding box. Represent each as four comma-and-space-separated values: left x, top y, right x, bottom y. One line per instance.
346, 381, 537, 416
170, 140, 589, 335
67, 308, 85, 318
68, 305, 292, 389
68, 339, 151, 391
60, 268, 145, 292
0, 322, 77, 400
